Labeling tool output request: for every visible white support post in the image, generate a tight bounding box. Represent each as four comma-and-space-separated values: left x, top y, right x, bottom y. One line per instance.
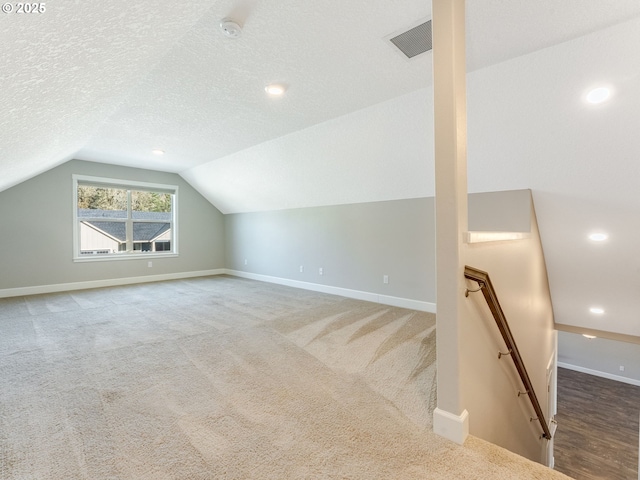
432, 0, 470, 445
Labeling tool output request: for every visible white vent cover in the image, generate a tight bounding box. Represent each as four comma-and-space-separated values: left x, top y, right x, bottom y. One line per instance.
388, 20, 432, 59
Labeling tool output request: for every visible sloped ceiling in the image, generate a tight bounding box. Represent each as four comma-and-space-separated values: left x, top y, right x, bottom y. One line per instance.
2, 1, 640, 338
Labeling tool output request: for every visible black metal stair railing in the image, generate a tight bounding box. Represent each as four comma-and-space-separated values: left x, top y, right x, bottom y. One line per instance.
464, 265, 552, 441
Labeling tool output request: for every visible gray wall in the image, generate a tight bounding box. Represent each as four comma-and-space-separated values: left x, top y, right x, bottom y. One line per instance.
225, 198, 436, 301
0, 159, 225, 290
558, 331, 640, 384
468, 189, 531, 232
225, 189, 532, 303
0, 166, 532, 303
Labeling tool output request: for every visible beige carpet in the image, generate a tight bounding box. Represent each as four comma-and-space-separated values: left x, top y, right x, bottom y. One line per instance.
0, 275, 570, 479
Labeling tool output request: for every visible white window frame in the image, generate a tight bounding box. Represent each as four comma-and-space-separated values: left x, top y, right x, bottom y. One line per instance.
73, 174, 179, 262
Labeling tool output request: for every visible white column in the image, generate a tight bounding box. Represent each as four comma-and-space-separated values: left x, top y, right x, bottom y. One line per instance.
432, 0, 470, 445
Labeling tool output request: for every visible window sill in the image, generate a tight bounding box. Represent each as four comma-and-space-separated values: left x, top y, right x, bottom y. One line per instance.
73, 253, 179, 263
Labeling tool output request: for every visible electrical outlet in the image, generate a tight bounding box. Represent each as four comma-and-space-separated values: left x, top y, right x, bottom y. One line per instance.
244, 259, 248, 265
383, 275, 389, 284
299, 265, 304, 273
620, 365, 625, 372
148, 261, 153, 268
319, 267, 323, 276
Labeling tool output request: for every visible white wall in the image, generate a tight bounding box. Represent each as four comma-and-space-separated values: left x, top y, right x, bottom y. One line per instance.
461, 199, 556, 462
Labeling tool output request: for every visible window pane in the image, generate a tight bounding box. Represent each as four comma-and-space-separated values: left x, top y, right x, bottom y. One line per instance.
79, 221, 126, 254
133, 223, 171, 252
77, 186, 127, 218
155, 241, 171, 252
131, 191, 172, 220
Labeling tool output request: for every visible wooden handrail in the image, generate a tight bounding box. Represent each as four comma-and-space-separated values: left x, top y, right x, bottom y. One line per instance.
464, 265, 552, 440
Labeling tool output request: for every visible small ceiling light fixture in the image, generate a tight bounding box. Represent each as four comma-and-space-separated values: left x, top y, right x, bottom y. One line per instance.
152, 149, 165, 155
589, 307, 605, 314
220, 18, 242, 39
588, 232, 608, 242
585, 87, 611, 104
582, 334, 597, 339
265, 83, 287, 96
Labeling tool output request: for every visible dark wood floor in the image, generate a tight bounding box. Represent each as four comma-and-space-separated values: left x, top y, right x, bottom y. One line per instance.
554, 367, 640, 479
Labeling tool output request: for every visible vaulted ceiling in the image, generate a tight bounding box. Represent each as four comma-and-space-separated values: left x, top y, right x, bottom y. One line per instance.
2, 1, 640, 338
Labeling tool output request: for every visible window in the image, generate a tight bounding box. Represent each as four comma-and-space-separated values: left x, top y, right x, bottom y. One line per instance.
73, 175, 178, 261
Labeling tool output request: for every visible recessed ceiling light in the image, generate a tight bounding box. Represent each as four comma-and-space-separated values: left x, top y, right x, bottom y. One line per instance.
588, 232, 608, 242
589, 307, 605, 314
265, 84, 287, 96
585, 87, 611, 104
582, 334, 597, 339
152, 149, 165, 155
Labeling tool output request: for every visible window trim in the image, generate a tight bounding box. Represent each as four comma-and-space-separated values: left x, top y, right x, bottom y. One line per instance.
72, 174, 179, 262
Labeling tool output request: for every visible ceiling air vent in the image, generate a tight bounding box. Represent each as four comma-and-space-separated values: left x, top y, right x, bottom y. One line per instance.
388, 20, 432, 59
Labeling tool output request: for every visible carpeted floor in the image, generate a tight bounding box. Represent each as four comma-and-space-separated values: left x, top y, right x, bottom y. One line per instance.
0, 275, 570, 479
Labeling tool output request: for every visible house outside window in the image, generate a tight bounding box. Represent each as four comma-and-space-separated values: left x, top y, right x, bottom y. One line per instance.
73, 175, 178, 261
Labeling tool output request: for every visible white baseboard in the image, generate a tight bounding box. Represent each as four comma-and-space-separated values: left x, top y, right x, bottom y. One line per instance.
433, 408, 469, 445
558, 362, 640, 387
224, 269, 436, 313
0, 269, 438, 315
0, 269, 226, 298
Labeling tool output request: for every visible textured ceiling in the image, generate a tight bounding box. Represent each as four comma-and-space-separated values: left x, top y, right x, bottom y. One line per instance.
0, 0, 215, 189
3, 1, 640, 338
75, 0, 431, 172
